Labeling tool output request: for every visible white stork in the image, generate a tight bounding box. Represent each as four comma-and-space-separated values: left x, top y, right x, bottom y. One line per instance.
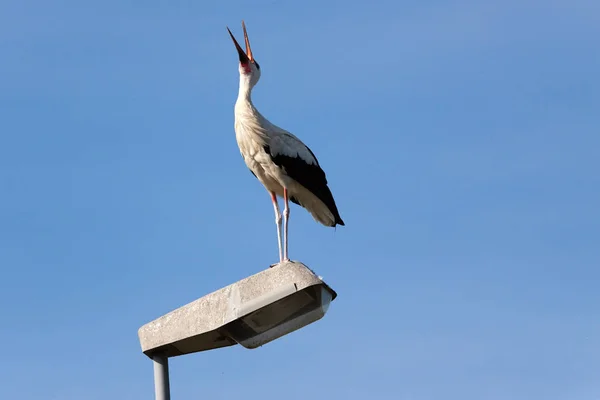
227, 21, 345, 264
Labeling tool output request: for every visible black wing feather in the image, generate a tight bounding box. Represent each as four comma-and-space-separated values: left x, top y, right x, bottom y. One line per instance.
264, 144, 344, 226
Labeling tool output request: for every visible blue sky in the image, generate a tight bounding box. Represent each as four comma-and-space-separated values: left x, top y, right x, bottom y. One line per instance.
1, 0, 599, 398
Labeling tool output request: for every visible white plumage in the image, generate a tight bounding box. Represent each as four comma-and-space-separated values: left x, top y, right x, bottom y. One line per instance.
227, 21, 344, 264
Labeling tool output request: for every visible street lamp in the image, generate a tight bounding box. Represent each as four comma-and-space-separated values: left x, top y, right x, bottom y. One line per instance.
138, 261, 338, 400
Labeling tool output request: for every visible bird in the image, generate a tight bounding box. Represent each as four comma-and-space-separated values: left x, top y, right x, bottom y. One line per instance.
226, 21, 344, 264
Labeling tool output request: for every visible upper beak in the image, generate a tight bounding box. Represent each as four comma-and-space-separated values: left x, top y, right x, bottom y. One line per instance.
227, 20, 253, 64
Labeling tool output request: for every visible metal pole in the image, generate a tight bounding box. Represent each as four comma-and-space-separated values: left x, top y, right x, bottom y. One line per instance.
152, 353, 170, 400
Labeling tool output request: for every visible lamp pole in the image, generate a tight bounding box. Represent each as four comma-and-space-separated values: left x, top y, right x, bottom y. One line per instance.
152, 353, 170, 400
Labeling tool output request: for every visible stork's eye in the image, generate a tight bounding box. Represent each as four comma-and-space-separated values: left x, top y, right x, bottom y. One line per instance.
254, 61, 260, 70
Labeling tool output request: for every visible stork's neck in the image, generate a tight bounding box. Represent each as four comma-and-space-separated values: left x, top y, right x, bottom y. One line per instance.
237, 76, 253, 102
235, 79, 258, 118
234, 74, 274, 129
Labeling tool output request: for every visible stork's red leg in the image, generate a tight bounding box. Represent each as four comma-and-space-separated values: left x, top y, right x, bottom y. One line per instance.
270, 191, 283, 263
283, 188, 290, 262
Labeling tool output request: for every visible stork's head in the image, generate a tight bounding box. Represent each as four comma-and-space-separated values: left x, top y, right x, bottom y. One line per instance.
227, 21, 261, 89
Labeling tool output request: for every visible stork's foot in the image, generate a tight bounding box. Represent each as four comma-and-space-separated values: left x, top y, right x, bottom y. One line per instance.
270, 258, 291, 268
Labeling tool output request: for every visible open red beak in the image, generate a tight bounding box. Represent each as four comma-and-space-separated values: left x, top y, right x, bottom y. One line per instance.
227, 21, 253, 64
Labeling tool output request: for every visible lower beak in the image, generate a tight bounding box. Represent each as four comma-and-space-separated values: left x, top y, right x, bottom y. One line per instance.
227, 27, 249, 64
227, 21, 253, 64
